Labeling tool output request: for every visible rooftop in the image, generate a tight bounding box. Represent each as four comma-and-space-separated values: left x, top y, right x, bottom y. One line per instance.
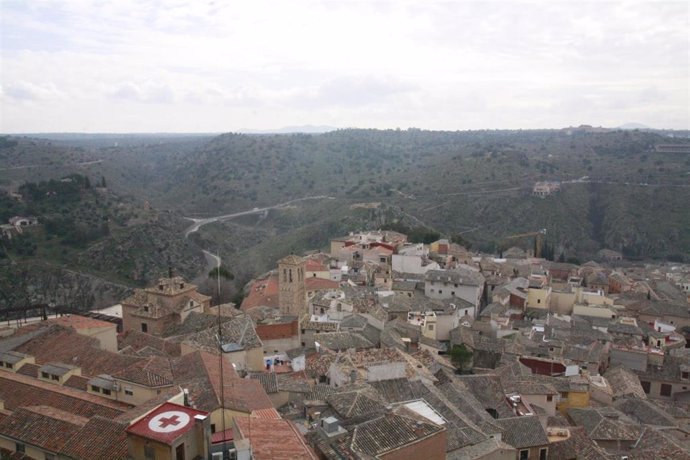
126, 402, 208, 444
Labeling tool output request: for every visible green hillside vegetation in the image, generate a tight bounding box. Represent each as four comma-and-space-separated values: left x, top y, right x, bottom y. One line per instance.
0, 173, 205, 311
0, 129, 688, 313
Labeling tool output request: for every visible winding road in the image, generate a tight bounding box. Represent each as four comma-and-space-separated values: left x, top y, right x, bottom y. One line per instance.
182, 195, 334, 239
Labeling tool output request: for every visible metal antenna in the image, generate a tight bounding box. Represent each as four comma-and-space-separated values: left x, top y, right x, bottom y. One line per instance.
214, 250, 229, 460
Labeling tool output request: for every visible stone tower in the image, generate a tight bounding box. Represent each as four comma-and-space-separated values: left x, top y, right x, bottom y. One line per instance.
278, 255, 307, 316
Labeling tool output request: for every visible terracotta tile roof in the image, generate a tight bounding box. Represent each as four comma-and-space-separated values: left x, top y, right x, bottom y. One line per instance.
305, 277, 339, 291
235, 416, 318, 460
49, 314, 115, 330
12, 325, 141, 376
251, 408, 281, 419
211, 427, 234, 444
241, 273, 280, 311
0, 371, 128, 418
113, 356, 174, 387
200, 351, 273, 412
305, 258, 328, 272
64, 374, 90, 391
0, 406, 86, 453
15, 362, 39, 378
118, 329, 181, 357
60, 416, 129, 460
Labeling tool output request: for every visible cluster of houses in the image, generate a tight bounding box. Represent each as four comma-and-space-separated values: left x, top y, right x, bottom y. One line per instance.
1, 229, 690, 459
0, 215, 38, 240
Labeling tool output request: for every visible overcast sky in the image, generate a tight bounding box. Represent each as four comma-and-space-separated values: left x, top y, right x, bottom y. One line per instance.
1, 0, 688, 132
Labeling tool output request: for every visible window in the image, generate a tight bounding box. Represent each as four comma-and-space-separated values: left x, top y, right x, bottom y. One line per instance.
641, 381, 651, 394
547, 395, 553, 402
519, 449, 529, 460
4, 362, 12, 369
125, 388, 134, 396
537, 299, 541, 304
141, 323, 148, 333
143, 306, 149, 312
15, 443, 25, 453
211, 424, 216, 433
428, 324, 434, 331
144, 445, 155, 459
682, 371, 689, 380
451, 291, 455, 296
91, 385, 101, 393
539, 447, 548, 460
103, 389, 112, 396
439, 290, 443, 295
660, 383, 672, 397
41, 371, 49, 379
45, 454, 56, 460
51, 374, 59, 381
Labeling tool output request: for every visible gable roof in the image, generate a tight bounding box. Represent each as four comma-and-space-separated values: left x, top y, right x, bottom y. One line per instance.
235, 416, 317, 460
495, 416, 549, 448
0, 371, 128, 419
568, 407, 642, 441
350, 407, 445, 457
11, 325, 141, 376
0, 406, 86, 453
60, 416, 129, 460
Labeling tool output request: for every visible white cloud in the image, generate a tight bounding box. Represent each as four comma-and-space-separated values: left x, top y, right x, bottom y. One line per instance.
0, 0, 688, 132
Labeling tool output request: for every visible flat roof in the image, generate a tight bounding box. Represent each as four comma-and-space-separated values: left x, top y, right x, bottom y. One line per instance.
126, 402, 208, 445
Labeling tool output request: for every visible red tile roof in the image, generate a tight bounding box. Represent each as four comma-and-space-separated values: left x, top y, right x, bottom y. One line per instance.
0, 370, 128, 419
64, 374, 90, 391
118, 329, 182, 357
49, 314, 116, 330
60, 416, 129, 460
305, 259, 328, 272
113, 356, 174, 387
251, 408, 281, 420
0, 406, 86, 453
241, 274, 280, 311
305, 277, 339, 291
198, 351, 274, 412
126, 401, 208, 445
211, 428, 234, 444
13, 325, 141, 376
234, 417, 318, 460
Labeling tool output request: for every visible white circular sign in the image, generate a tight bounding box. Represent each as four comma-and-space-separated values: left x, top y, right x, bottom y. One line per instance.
148, 411, 191, 433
